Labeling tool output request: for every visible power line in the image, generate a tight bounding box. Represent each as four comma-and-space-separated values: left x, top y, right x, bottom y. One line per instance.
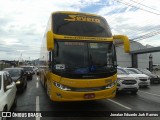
129, 0, 160, 13
127, 0, 145, 6
131, 31, 160, 41
114, 0, 160, 15
115, 30, 160, 47
106, 1, 160, 39
126, 25, 160, 39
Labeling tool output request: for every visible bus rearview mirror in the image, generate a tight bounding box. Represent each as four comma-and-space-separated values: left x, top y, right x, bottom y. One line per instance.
113, 35, 130, 53
47, 31, 54, 51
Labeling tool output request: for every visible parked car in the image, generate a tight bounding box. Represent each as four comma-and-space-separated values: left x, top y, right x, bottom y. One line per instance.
117, 67, 139, 94
152, 64, 160, 71
3, 67, 27, 92
21, 66, 34, 80
124, 68, 150, 87
32, 66, 38, 73
137, 68, 160, 84
0, 71, 17, 114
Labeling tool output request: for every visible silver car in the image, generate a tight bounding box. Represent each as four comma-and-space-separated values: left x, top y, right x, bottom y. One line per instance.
124, 68, 150, 87
117, 67, 139, 94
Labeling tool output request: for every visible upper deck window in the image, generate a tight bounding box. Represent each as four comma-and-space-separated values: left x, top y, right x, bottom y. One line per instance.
52, 13, 112, 37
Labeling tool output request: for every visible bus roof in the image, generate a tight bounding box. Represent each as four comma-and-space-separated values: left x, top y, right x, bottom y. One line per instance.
51, 11, 103, 18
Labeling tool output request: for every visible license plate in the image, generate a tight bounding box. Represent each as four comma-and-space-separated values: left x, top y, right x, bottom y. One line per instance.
154, 81, 159, 83
84, 93, 95, 99
141, 82, 147, 85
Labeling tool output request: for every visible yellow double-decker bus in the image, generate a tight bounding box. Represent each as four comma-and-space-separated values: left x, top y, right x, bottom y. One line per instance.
39, 11, 130, 101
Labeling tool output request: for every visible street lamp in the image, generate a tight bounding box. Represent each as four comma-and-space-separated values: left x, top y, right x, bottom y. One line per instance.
28, 57, 30, 65
149, 54, 153, 72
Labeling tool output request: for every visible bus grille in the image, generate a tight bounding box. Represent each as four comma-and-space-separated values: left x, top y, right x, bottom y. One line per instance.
71, 86, 106, 92
122, 80, 137, 85
139, 79, 147, 81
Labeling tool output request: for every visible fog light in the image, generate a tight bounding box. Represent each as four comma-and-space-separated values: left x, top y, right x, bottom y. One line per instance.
56, 93, 62, 98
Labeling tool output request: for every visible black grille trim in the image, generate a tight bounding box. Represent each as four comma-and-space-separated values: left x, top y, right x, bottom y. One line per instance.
122, 80, 137, 85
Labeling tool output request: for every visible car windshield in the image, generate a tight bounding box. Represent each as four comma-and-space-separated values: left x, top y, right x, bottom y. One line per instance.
126, 68, 142, 74
4, 69, 21, 77
117, 68, 129, 75
53, 41, 116, 74
143, 69, 152, 75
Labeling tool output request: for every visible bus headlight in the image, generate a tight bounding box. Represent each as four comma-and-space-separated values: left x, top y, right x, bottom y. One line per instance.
105, 81, 116, 89
54, 82, 71, 91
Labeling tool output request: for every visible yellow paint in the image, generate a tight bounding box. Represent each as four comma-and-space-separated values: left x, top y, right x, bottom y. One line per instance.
113, 35, 130, 53
46, 31, 54, 51
64, 15, 100, 23
53, 34, 113, 41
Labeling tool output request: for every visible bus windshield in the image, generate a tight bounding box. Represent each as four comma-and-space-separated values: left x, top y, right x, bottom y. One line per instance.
53, 41, 116, 76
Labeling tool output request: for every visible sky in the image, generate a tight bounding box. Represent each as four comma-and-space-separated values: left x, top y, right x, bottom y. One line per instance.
0, 0, 160, 60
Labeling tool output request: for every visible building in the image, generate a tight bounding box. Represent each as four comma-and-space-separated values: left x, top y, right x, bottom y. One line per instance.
116, 41, 160, 69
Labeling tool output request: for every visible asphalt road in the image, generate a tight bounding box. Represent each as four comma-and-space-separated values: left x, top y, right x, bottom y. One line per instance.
8, 74, 160, 120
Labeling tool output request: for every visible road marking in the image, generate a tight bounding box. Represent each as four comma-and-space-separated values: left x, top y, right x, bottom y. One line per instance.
108, 99, 132, 110
36, 82, 39, 88
37, 77, 39, 81
36, 96, 40, 111
36, 96, 40, 120
139, 90, 160, 97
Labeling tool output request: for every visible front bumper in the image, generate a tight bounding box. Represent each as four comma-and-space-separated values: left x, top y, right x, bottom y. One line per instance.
139, 81, 150, 86
16, 83, 24, 91
117, 83, 139, 91
150, 78, 160, 83
48, 85, 117, 101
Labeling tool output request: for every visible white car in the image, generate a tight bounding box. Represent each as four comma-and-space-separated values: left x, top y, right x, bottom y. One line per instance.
117, 67, 139, 94
124, 68, 150, 87
0, 71, 17, 113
